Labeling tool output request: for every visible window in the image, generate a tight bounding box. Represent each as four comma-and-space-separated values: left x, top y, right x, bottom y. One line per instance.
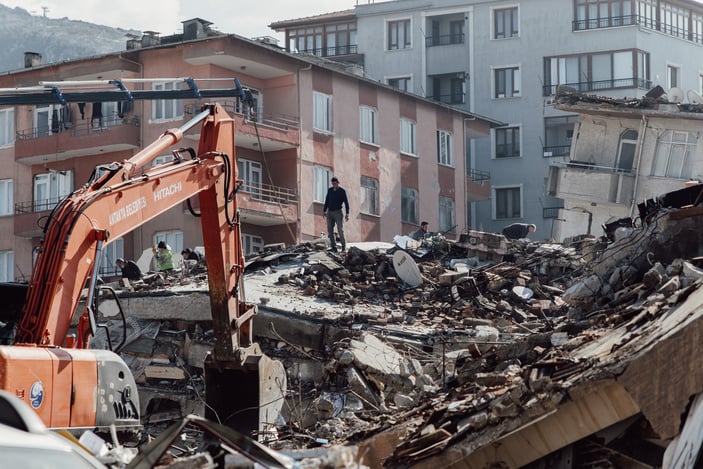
494, 67, 521, 98
233, 88, 262, 122
495, 186, 522, 219
437, 130, 454, 166
152, 81, 184, 121
574, 0, 635, 30
359, 106, 378, 145
313, 166, 332, 203
401, 187, 418, 224
242, 234, 264, 256
616, 129, 638, 172
325, 22, 357, 56
289, 26, 323, 55
544, 116, 578, 157
495, 126, 521, 158
388, 77, 411, 91
668, 65, 680, 89
237, 159, 262, 199
360, 176, 379, 216
313, 92, 332, 133
661, 2, 689, 39
543, 50, 649, 95
154, 231, 183, 258
33, 170, 73, 212
0, 179, 12, 216
652, 130, 697, 179
439, 197, 455, 232
388, 19, 411, 50
450, 20, 464, 43
100, 237, 124, 277
0, 108, 13, 146
0, 251, 13, 282
494, 7, 518, 39
400, 119, 416, 155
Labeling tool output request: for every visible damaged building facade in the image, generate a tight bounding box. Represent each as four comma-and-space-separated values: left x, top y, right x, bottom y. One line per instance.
0, 18, 500, 283
548, 88, 703, 241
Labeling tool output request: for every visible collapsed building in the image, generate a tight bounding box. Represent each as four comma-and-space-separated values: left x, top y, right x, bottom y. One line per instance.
83, 180, 703, 468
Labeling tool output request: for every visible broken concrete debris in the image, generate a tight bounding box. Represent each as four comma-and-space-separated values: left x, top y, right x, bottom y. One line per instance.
85, 206, 703, 468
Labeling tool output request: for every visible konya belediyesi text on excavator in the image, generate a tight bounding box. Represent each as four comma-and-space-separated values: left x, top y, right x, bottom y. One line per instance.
0, 77, 286, 439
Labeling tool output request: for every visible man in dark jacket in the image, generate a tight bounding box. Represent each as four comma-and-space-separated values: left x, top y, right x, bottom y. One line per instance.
323, 177, 350, 252
502, 223, 536, 240
116, 258, 142, 280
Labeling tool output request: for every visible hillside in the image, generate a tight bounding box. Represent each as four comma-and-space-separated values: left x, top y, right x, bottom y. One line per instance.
0, 4, 139, 73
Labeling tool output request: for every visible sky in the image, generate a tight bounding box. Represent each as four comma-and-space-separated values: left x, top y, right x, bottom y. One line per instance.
1, 0, 357, 42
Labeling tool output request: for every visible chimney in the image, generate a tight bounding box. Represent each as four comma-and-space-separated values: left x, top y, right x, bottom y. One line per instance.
140, 31, 161, 47
24, 52, 42, 68
183, 18, 213, 40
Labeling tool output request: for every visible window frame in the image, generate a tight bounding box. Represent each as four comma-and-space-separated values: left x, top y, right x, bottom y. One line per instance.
437, 130, 454, 167
242, 234, 264, 256
651, 130, 697, 179
237, 158, 263, 199
0, 178, 13, 216
313, 165, 332, 203
494, 126, 522, 159
493, 6, 519, 39
667, 64, 681, 89
154, 231, 183, 258
360, 175, 379, 216
388, 76, 412, 91
439, 196, 455, 232
494, 66, 521, 98
0, 108, 14, 147
152, 81, 184, 122
387, 18, 412, 50
401, 186, 419, 224
494, 186, 523, 220
100, 237, 124, 277
313, 91, 333, 133
0, 250, 13, 282
33, 170, 73, 212
400, 119, 417, 156
359, 106, 379, 145
616, 129, 638, 172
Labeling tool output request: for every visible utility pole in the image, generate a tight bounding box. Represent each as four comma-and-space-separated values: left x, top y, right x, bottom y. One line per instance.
41, 6, 49, 17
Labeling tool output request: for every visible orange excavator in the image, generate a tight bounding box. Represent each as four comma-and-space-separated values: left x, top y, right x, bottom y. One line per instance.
0, 79, 286, 438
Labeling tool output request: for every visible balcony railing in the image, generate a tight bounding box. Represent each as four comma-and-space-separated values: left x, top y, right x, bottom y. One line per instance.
425, 33, 465, 47
543, 145, 571, 157
543, 206, 563, 219
238, 181, 298, 205
186, 103, 299, 132
555, 160, 636, 175
468, 168, 490, 183
430, 93, 466, 105
543, 77, 652, 96
16, 115, 140, 141
296, 44, 359, 57
15, 197, 64, 215
573, 14, 703, 44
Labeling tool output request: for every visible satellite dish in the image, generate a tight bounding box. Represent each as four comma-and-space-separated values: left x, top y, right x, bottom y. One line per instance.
667, 87, 684, 104
688, 90, 703, 105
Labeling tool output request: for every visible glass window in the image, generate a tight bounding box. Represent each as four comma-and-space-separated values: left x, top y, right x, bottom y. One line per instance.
313, 165, 332, 203
651, 130, 697, 179
668, 65, 680, 89
0, 178, 12, 216
401, 187, 418, 224
400, 119, 416, 155
617, 129, 638, 172
152, 81, 184, 121
439, 196, 455, 232
100, 237, 124, 277
154, 231, 183, 257
494, 7, 518, 39
242, 234, 264, 256
495, 186, 522, 219
495, 127, 521, 158
359, 106, 378, 145
237, 159, 263, 199
437, 130, 454, 166
388, 77, 411, 91
313, 91, 332, 133
388, 19, 411, 50
33, 170, 73, 212
0, 250, 13, 282
0, 108, 14, 146
360, 176, 379, 216
495, 67, 521, 98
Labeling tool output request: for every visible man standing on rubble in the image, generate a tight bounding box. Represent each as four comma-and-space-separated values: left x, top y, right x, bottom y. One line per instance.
323, 176, 350, 253
502, 223, 536, 240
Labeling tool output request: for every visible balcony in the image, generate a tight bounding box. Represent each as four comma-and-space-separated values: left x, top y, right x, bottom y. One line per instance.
15, 116, 140, 165
573, 14, 703, 44
548, 161, 635, 206
467, 168, 491, 202
542, 144, 571, 158
429, 93, 466, 105
237, 181, 298, 227
543, 77, 652, 96
14, 199, 58, 238
297, 44, 359, 57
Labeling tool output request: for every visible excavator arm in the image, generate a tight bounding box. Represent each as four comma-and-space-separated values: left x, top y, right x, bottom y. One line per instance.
0, 80, 285, 437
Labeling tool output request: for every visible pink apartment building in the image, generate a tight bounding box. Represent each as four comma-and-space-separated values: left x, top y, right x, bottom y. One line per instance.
0, 19, 499, 281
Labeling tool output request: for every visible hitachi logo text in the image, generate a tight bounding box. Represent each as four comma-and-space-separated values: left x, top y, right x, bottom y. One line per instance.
154, 182, 183, 201
109, 197, 147, 226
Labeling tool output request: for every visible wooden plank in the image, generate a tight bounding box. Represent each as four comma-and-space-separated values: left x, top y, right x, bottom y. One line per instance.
144, 365, 186, 381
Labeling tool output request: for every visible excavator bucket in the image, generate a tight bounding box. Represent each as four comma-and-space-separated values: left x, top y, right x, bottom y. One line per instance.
203, 352, 286, 441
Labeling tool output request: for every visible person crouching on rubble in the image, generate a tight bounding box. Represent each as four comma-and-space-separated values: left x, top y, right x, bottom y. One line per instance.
502, 223, 536, 240
116, 258, 142, 280
152, 241, 174, 272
